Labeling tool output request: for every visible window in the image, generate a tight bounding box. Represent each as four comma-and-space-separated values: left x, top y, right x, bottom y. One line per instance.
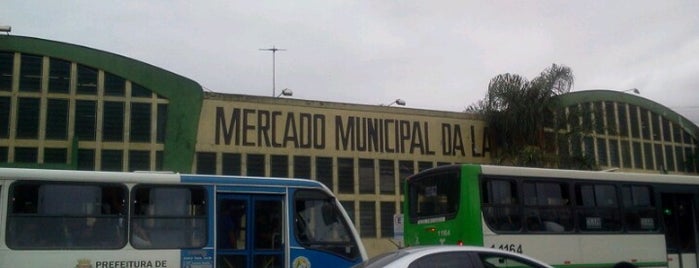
48, 58, 70, 93
130, 103, 151, 142
523, 181, 573, 232
101, 150, 123, 171
0, 146, 6, 162
359, 158, 375, 194
654, 144, 664, 171
77, 149, 95, 170
293, 155, 311, 179
597, 138, 608, 166
76, 64, 97, 95
629, 105, 640, 138
44, 148, 67, 164
605, 102, 617, 134
104, 72, 125, 96
196, 152, 216, 174
399, 160, 414, 195
633, 142, 643, 169
418, 161, 433, 172
482, 179, 521, 232
337, 157, 354, 194
651, 113, 661, 141
19, 54, 42, 92
131, 185, 207, 249
673, 124, 682, 144
640, 109, 651, 140
665, 145, 675, 172
156, 104, 168, 143
594, 102, 605, 134
75, 100, 97, 141
46, 99, 69, 140
622, 185, 657, 232
408, 169, 460, 223
16, 97, 40, 138
576, 183, 621, 232
246, 154, 265, 176
131, 82, 152, 97
360, 201, 376, 238
621, 141, 631, 169
0, 52, 13, 91
379, 160, 395, 194
14, 147, 38, 163
617, 103, 628, 136
0, 97, 9, 138
380, 201, 395, 238
409, 252, 471, 268
662, 118, 672, 142
341, 200, 355, 223
103, 101, 125, 141
270, 155, 288, 178
316, 157, 333, 190
643, 142, 655, 170
7, 182, 127, 249
294, 189, 361, 260
222, 153, 241, 175
129, 150, 150, 171
609, 139, 619, 167
218, 198, 246, 251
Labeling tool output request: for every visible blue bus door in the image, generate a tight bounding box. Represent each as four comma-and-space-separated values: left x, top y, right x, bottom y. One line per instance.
216, 194, 284, 268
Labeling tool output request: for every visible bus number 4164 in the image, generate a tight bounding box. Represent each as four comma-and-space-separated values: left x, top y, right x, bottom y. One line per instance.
491, 244, 523, 254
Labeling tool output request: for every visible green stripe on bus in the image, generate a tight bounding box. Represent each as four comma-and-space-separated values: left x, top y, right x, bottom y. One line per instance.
461, 164, 484, 246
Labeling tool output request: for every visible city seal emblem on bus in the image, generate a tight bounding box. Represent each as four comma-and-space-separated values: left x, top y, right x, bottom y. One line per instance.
75, 259, 92, 268
292, 256, 310, 268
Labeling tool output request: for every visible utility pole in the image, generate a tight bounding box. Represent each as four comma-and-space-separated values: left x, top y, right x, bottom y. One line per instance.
259, 46, 286, 97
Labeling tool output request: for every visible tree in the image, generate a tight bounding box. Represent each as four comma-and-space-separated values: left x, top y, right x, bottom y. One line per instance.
467, 64, 574, 167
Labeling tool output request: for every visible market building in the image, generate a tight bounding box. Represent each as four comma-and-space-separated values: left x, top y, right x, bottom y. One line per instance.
1, 35, 697, 256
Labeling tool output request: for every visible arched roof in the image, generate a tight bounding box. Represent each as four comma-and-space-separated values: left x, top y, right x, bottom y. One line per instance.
557, 89, 698, 141
0, 35, 204, 172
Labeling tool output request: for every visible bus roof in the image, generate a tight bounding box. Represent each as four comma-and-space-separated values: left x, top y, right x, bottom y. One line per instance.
477, 164, 699, 185
0, 167, 181, 183
0, 168, 330, 191
181, 174, 329, 189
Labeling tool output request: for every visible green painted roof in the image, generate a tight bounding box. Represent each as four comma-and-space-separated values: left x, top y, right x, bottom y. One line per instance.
557, 89, 698, 142
0, 35, 204, 172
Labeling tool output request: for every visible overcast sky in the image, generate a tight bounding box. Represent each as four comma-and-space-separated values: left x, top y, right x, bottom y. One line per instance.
3, 1, 699, 124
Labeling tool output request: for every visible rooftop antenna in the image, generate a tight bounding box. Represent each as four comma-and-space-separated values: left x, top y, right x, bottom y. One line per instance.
259, 46, 286, 97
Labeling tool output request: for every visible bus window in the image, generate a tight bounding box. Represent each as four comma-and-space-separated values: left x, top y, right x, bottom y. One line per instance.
522, 181, 573, 232
294, 189, 361, 260
575, 183, 622, 232
407, 170, 460, 222
622, 185, 657, 231
131, 185, 207, 249
481, 179, 521, 232
6, 181, 127, 249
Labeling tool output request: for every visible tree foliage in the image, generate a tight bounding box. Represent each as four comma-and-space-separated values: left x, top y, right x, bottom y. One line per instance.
468, 64, 575, 167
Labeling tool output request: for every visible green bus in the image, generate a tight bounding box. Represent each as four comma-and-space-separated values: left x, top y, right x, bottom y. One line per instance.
404, 164, 699, 268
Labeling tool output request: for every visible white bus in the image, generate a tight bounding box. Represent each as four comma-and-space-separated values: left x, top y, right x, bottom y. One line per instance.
405, 164, 699, 268
0, 167, 367, 268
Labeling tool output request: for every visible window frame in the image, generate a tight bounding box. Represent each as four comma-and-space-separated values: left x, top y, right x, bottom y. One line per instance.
129, 184, 208, 249
6, 181, 128, 250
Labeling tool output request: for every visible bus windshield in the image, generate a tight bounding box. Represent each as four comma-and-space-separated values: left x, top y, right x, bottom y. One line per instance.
407, 169, 460, 223
294, 189, 361, 260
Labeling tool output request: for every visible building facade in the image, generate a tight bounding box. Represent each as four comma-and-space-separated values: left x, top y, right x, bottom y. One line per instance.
549, 90, 699, 174
1, 35, 697, 256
